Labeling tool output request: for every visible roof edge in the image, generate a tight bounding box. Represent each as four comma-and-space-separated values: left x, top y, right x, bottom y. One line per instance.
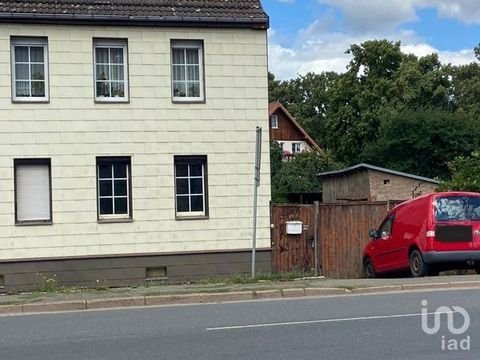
0, 13, 269, 29
317, 163, 439, 184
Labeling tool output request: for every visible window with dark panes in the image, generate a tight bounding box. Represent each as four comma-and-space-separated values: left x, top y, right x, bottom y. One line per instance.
97, 157, 131, 219
94, 39, 128, 101
11, 37, 48, 101
174, 156, 208, 217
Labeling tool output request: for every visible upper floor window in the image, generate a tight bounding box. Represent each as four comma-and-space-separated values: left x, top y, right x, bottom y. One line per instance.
271, 115, 279, 129
94, 39, 128, 102
11, 37, 49, 102
171, 40, 204, 102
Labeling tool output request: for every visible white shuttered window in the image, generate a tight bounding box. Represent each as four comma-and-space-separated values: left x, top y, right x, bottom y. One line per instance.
15, 160, 51, 223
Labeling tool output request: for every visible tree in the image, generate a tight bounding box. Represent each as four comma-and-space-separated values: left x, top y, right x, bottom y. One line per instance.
268, 71, 338, 148
438, 151, 480, 192
271, 150, 341, 203
360, 110, 480, 179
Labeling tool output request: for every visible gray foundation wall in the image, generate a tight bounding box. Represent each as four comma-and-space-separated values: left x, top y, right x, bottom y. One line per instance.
0, 249, 272, 292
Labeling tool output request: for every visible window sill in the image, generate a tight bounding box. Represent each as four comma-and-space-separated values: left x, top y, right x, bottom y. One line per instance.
172, 99, 206, 104
95, 98, 130, 104
12, 99, 49, 104
98, 218, 134, 224
175, 215, 209, 221
15, 221, 53, 226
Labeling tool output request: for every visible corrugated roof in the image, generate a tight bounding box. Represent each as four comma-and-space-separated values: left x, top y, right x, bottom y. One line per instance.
0, 0, 269, 28
317, 163, 439, 184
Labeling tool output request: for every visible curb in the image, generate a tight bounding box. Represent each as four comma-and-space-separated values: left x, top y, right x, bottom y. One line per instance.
2, 280, 480, 315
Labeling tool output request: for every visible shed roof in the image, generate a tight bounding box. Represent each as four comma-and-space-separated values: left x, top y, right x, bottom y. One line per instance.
0, 0, 269, 28
317, 163, 439, 184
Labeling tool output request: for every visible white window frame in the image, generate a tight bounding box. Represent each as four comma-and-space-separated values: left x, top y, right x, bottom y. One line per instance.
292, 142, 301, 154
11, 37, 49, 102
93, 39, 129, 102
271, 114, 279, 129
171, 40, 204, 102
14, 159, 52, 224
174, 156, 208, 218
96, 157, 132, 220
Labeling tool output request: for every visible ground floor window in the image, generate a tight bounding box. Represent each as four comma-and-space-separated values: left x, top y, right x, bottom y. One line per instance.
96, 157, 132, 220
174, 155, 208, 218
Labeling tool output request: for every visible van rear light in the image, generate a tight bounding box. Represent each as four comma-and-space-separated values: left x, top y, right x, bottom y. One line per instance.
426, 230, 435, 238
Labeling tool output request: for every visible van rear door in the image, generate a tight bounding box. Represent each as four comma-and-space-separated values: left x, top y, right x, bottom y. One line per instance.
433, 195, 480, 251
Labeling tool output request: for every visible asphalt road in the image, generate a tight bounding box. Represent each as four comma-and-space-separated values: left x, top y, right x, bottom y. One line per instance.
0, 289, 479, 360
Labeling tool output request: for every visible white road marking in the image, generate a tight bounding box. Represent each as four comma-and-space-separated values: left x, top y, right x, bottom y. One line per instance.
206, 311, 454, 331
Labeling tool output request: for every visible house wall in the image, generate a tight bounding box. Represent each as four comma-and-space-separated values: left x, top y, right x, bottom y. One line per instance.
270, 109, 306, 142
276, 140, 310, 154
0, 24, 271, 285
321, 171, 370, 202
368, 170, 438, 201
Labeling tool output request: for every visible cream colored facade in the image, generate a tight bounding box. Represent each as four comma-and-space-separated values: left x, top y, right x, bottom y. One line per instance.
0, 24, 271, 260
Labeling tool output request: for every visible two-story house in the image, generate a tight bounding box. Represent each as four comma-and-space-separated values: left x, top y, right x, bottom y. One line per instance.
269, 101, 323, 160
0, 0, 271, 291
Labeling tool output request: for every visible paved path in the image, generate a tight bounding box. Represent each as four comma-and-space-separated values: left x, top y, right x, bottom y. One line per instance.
0, 288, 478, 360
2, 274, 480, 310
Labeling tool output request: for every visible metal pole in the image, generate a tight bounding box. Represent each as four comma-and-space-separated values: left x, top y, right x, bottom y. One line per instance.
313, 201, 320, 276
252, 126, 262, 278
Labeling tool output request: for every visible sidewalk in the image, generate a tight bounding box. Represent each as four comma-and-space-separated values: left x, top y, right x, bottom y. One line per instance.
1, 274, 480, 315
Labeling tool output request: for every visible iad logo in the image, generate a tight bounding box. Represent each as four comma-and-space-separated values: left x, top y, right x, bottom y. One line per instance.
421, 300, 471, 351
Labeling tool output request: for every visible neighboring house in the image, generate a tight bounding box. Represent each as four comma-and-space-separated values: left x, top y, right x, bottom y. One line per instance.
0, 1, 271, 291
269, 101, 323, 160
318, 163, 439, 203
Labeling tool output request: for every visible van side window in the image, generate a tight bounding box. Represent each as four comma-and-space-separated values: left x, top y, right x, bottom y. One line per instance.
378, 215, 394, 238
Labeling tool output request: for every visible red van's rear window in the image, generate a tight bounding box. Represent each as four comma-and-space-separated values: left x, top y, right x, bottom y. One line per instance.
435, 196, 480, 221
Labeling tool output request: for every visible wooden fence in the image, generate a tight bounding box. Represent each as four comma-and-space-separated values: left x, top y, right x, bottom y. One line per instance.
271, 205, 316, 273
271, 201, 401, 278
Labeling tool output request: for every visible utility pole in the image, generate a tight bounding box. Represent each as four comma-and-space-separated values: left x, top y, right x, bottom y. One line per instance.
251, 126, 262, 278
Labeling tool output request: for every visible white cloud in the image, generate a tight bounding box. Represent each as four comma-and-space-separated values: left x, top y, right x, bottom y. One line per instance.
268, 1, 478, 79
268, 29, 476, 80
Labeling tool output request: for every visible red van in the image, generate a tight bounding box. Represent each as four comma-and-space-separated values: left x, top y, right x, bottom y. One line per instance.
363, 191, 480, 277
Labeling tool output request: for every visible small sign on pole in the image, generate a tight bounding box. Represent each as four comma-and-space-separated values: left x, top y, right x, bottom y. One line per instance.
251, 126, 262, 278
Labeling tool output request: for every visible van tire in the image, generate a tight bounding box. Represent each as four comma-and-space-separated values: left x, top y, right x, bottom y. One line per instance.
475, 266, 480, 275
364, 258, 377, 278
409, 249, 430, 277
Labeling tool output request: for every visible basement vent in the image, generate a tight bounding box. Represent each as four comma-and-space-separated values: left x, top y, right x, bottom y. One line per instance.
146, 266, 167, 284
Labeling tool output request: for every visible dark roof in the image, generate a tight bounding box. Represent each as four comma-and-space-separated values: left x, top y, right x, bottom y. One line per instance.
0, 0, 269, 28
317, 163, 439, 184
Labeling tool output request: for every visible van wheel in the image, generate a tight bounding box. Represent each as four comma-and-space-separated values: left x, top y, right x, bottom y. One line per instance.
409, 250, 429, 277
475, 266, 480, 275
364, 258, 376, 278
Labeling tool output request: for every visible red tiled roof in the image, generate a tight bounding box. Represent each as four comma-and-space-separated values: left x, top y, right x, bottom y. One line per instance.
0, 0, 269, 28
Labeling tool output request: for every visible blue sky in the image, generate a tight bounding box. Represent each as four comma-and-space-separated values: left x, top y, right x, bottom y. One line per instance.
262, 0, 480, 79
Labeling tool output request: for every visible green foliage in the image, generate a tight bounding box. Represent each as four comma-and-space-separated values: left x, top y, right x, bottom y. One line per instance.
270, 140, 283, 178
271, 150, 341, 203
269, 38, 480, 183
438, 151, 480, 192
361, 110, 480, 179
268, 71, 338, 147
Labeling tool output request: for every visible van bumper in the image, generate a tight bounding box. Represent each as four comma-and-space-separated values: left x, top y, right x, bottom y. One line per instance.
423, 251, 480, 264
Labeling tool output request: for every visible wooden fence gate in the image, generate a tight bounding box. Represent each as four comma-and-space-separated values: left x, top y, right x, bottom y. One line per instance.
272, 201, 401, 278
271, 204, 317, 273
